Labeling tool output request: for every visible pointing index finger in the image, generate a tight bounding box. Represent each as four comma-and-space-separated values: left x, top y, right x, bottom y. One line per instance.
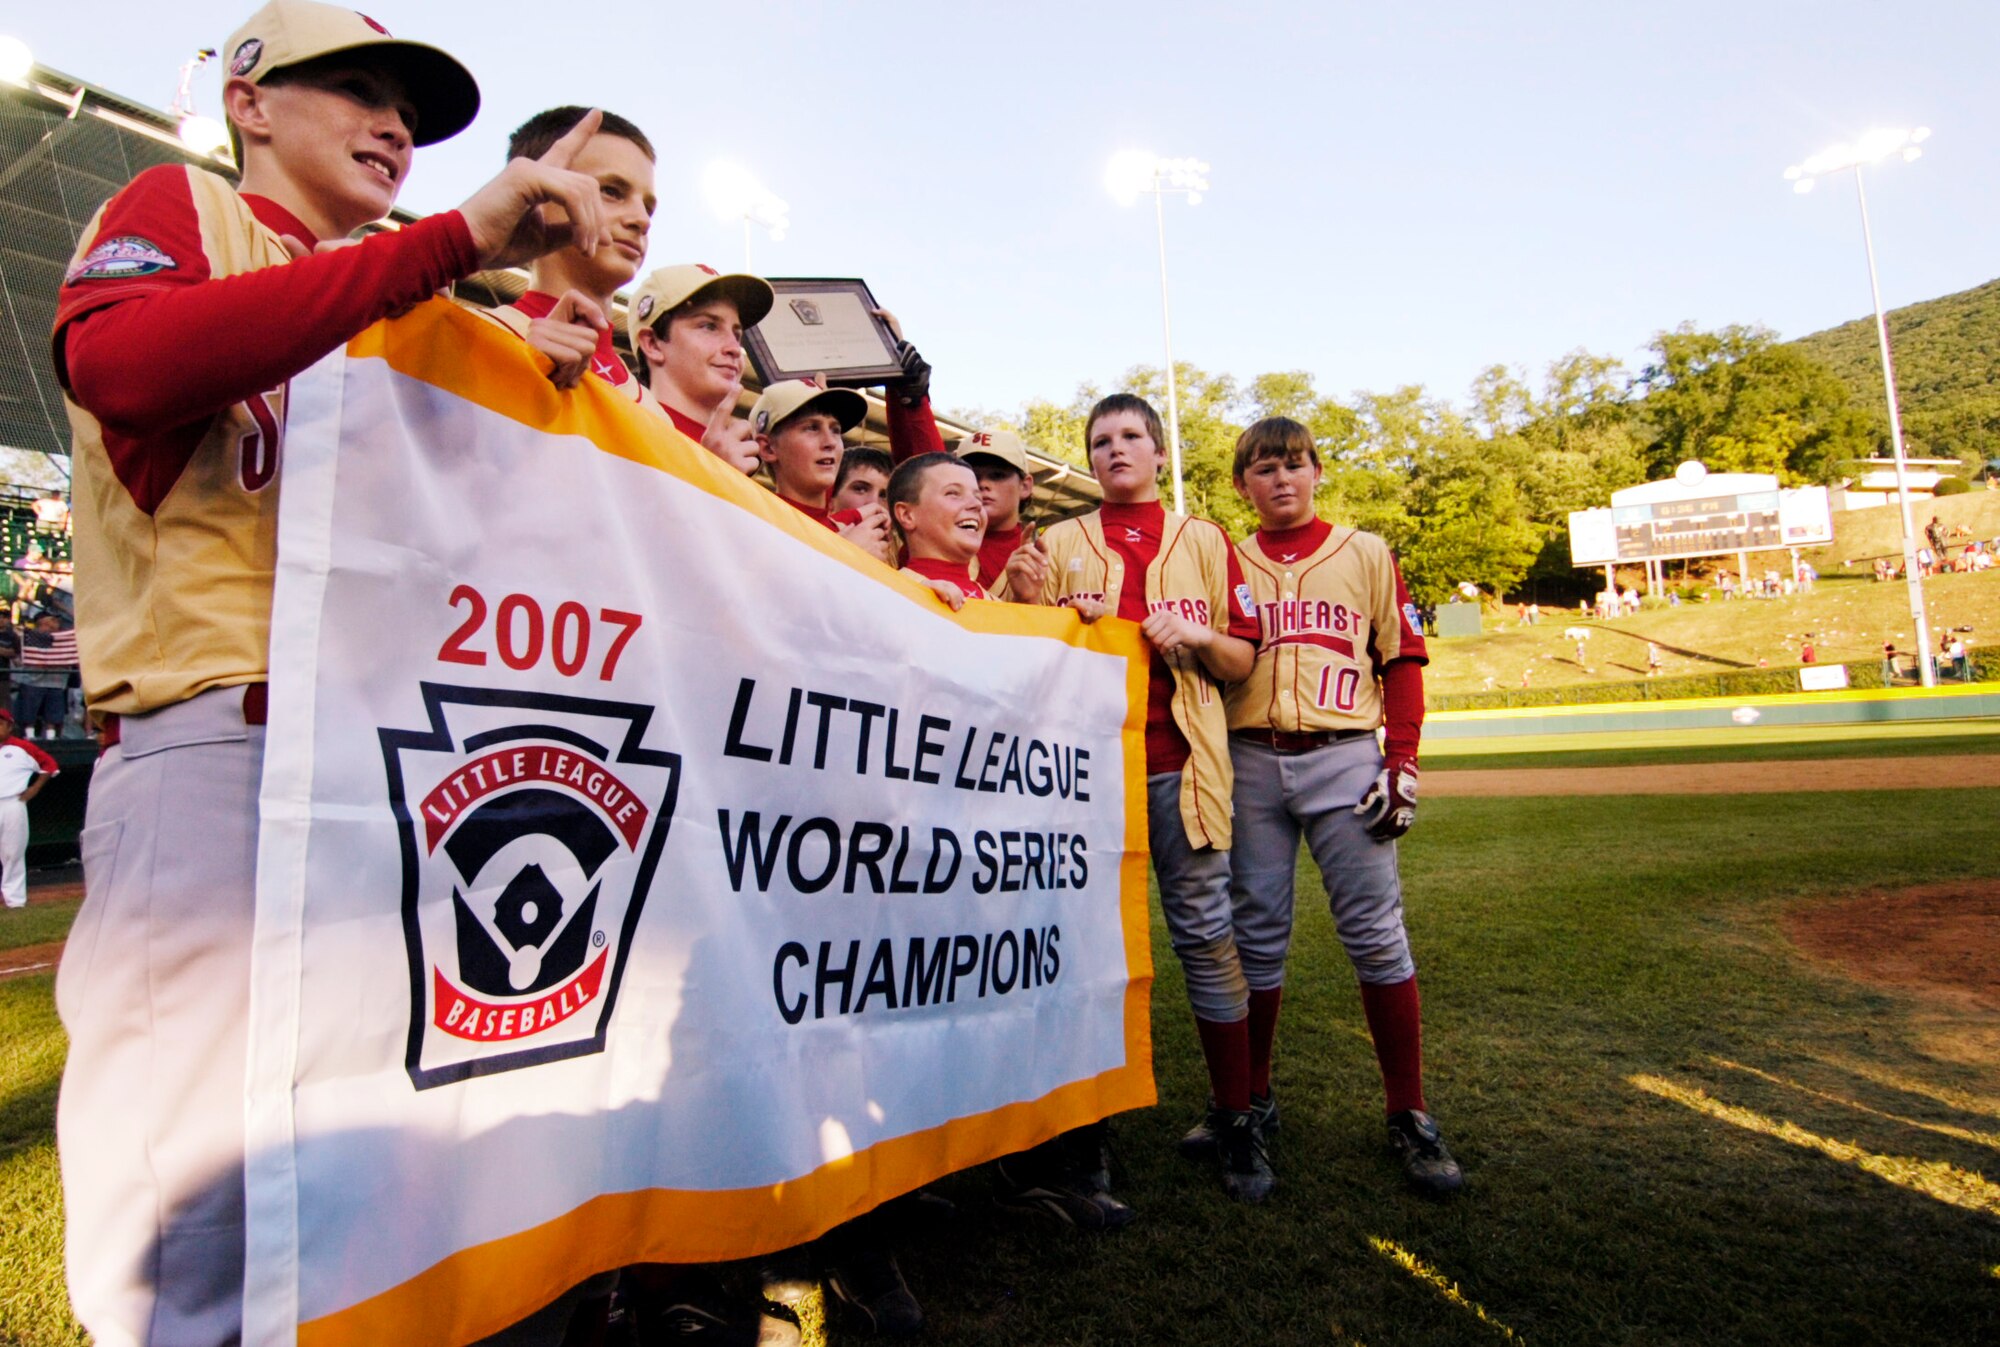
541, 108, 604, 168
706, 380, 744, 436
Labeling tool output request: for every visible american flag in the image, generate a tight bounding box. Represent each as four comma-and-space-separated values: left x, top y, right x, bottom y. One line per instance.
19, 629, 77, 668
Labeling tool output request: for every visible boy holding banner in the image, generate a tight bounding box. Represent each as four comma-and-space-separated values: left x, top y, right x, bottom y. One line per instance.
1030, 394, 1271, 1203
48, 2, 617, 1340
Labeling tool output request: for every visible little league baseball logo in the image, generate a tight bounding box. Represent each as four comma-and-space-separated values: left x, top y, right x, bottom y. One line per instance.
383, 683, 680, 1089
66, 236, 177, 284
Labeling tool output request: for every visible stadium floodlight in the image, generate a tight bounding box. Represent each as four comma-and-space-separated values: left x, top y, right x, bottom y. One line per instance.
0, 35, 34, 83
701, 161, 788, 269
1105, 150, 1211, 513
177, 115, 229, 158
1785, 126, 1935, 685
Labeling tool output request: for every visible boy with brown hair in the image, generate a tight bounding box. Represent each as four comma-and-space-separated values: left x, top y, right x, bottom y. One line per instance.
625, 263, 774, 472
481, 106, 656, 399
832, 446, 895, 516
49, 3, 613, 1340
1215, 416, 1461, 1197
750, 380, 893, 564
1027, 393, 1269, 1202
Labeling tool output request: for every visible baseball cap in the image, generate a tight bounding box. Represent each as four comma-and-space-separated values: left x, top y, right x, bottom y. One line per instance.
954, 428, 1032, 476
627, 265, 776, 345
750, 381, 868, 437
223, 1, 480, 147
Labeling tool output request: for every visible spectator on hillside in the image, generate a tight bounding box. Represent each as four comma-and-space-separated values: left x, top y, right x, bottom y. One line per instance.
1621, 587, 1640, 615
1926, 514, 1948, 561
1646, 642, 1662, 677
1947, 634, 1968, 681
1801, 638, 1817, 664
1882, 641, 1898, 682
1526, 602, 1540, 625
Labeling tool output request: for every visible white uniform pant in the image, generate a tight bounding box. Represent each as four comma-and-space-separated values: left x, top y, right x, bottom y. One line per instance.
1227, 735, 1416, 991
0, 796, 27, 907
55, 688, 261, 1347
1148, 771, 1249, 1021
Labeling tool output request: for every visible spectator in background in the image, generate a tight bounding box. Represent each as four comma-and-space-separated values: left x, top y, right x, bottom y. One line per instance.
0, 612, 18, 724
1801, 637, 1817, 664
1646, 642, 1662, 677
1926, 514, 1948, 563
31, 491, 70, 535
1947, 634, 1968, 681
14, 616, 73, 739
1882, 641, 1898, 682
1526, 602, 1540, 626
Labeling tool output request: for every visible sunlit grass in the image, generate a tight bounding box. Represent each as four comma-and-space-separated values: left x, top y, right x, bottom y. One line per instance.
1792, 1048, 2000, 1121
1630, 1074, 2000, 1218
1367, 1237, 1519, 1342
1709, 1057, 2000, 1152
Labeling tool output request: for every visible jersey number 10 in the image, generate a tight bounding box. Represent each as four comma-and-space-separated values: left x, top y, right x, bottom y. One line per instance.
1316, 664, 1360, 712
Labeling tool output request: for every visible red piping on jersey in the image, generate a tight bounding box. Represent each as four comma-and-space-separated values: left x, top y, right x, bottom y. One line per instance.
1265, 631, 1358, 658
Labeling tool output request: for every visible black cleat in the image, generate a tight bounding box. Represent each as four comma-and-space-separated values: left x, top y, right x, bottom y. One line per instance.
824, 1243, 924, 1337
1218, 1108, 1276, 1204
1387, 1109, 1464, 1197
638, 1272, 801, 1347
994, 1156, 1136, 1231
1178, 1091, 1279, 1162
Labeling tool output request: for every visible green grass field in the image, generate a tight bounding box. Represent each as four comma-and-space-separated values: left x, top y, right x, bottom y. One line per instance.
4, 776, 1997, 1345
1424, 718, 2000, 771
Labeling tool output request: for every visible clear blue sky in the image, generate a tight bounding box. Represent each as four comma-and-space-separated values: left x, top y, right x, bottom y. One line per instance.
16, 1, 1998, 420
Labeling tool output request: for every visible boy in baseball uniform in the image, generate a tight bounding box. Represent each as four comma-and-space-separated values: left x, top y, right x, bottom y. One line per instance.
50, 3, 618, 1339
1029, 394, 1269, 1202
750, 380, 894, 564
0, 707, 56, 908
1213, 416, 1462, 1197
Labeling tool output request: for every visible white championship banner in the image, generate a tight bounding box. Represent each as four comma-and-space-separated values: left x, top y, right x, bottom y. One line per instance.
241, 303, 1153, 1347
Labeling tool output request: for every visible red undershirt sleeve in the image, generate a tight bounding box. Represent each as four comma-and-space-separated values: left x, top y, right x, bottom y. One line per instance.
1380, 657, 1425, 760
885, 393, 946, 465
60, 211, 479, 436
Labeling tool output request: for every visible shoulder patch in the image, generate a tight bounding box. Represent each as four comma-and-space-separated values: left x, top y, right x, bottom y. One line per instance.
66, 235, 178, 284
1402, 601, 1424, 636
1234, 582, 1255, 618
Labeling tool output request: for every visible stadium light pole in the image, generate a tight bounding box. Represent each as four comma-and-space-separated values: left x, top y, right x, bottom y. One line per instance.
1786, 127, 1935, 686
701, 162, 788, 271
1108, 151, 1209, 514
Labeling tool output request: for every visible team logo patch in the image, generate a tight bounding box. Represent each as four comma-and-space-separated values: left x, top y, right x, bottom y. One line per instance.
384, 683, 680, 1089
1402, 602, 1424, 636
1234, 583, 1254, 619
229, 37, 264, 76
65, 236, 177, 284
634, 293, 655, 323
789, 297, 824, 326
754, 410, 771, 433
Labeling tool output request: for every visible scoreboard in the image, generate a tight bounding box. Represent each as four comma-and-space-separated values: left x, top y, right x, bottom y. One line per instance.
1568, 487, 1832, 566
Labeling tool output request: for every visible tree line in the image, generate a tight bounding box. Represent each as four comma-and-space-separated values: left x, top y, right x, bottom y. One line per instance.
970, 323, 1908, 606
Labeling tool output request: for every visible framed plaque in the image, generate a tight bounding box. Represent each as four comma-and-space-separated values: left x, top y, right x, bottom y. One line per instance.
743, 278, 905, 386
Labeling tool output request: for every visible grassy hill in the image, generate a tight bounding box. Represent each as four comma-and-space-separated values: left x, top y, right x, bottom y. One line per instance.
1432, 487, 2000, 698
1789, 277, 2000, 468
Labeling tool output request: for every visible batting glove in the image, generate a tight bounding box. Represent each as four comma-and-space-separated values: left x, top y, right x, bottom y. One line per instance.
1355, 755, 1419, 841
886, 339, 932, 408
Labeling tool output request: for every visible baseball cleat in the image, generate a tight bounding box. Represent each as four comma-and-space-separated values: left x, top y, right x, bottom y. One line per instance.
824, 1243, 924, 1337
1218, 1108, 1276, 1204
1386, 1109, 1463, 1197
1178, 1091, 1279, 1162
640, 1272, 802, 1347
993, 1156, 1136, 1231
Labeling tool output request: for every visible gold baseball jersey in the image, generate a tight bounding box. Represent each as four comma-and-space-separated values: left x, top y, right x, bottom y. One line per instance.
1040, 506, 1254, 850
58, 166, 300, 717
1229, 522, 1428, 734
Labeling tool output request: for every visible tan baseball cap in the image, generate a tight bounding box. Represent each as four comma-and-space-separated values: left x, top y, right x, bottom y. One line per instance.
954, 428, 1032, 476
223, 1, 479, 146
750, 381, 868, 438
627, 264, 776, 345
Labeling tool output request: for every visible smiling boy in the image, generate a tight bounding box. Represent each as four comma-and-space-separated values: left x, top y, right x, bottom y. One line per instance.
627, 263, 774, 472
750, 380, 893, 564
49, 3, 613, 1340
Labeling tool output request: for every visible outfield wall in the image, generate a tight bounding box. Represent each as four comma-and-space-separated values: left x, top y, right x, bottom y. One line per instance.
1427, 683, 2000, 739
